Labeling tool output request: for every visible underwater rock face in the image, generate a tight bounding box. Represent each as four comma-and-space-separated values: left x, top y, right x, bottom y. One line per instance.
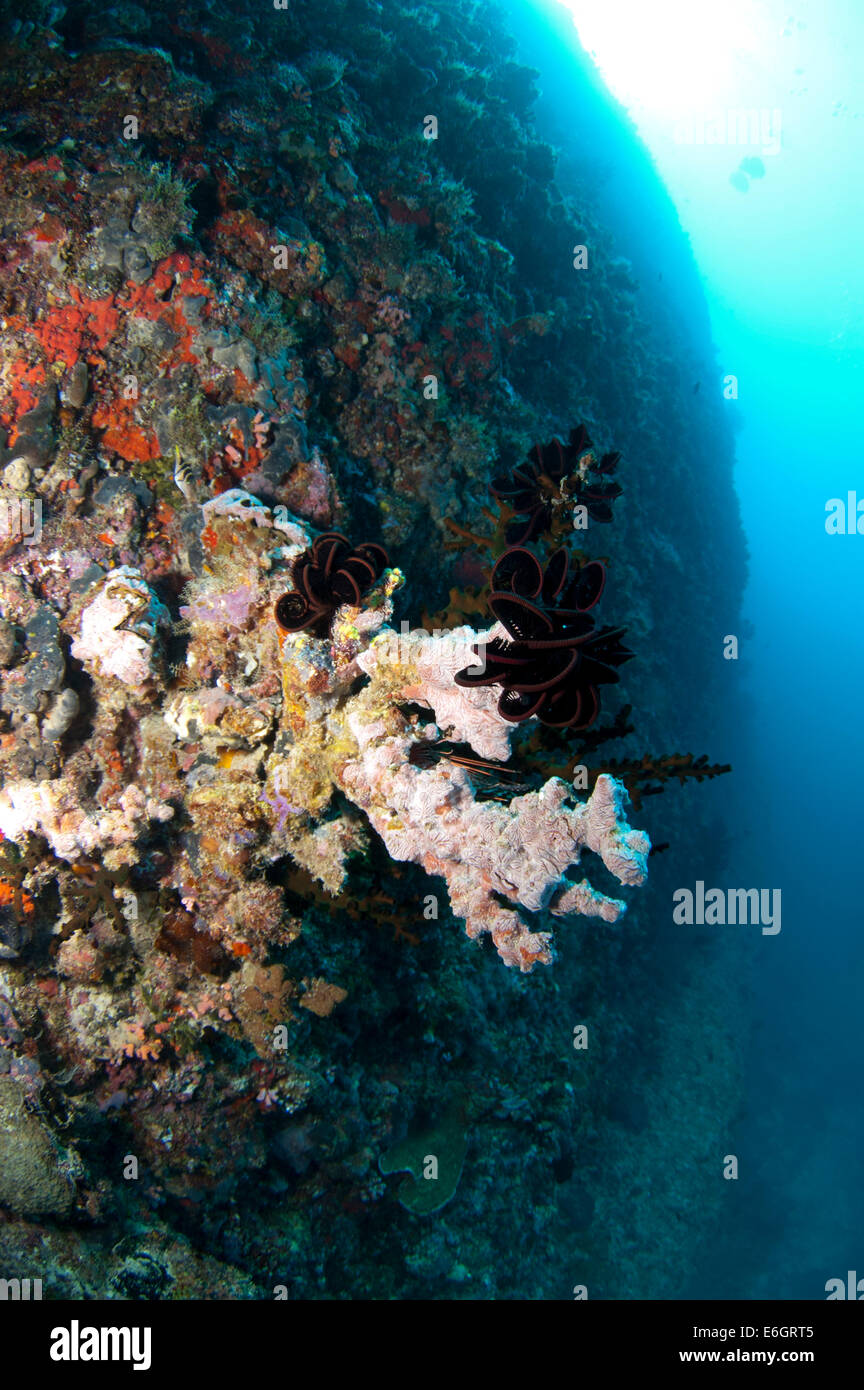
0, 1077, 80, 1217
0, 0, 745, 1302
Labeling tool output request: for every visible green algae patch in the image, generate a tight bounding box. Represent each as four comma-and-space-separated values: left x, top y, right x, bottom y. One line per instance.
380, 1107, 468, 1215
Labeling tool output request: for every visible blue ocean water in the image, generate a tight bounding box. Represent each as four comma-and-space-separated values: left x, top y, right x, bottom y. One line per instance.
510, 0, 864, 1298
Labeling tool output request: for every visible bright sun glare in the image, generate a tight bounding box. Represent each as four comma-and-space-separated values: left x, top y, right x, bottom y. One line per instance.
554, 0, 766, 126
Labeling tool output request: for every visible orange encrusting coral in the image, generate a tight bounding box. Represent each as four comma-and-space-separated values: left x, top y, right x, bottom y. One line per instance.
1, 359, 48, 431
0, 879, 35, 915
2, 252, 216, 449
90, 396, 161, 463
115, 252, 214, 367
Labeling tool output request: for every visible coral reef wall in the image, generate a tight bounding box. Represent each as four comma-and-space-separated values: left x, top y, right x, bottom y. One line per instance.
0, 0, 747, 1299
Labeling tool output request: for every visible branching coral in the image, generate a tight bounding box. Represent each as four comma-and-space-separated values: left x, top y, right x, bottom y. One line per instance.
341, 721, 648, 969
335, 623, 649, 969
591, 752, 733, 811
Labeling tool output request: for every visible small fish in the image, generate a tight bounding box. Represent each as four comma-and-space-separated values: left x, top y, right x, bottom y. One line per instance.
408, 739, 539, 800
173, 447, 197, 504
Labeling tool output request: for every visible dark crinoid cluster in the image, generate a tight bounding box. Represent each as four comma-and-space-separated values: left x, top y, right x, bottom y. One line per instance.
455, 546, 633, 729
274, 532, 389, 635
491, 423, 622, 545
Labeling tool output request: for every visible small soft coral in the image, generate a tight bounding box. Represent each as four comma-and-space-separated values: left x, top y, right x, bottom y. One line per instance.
454, 546, 632, 730
274, 532, 388, 634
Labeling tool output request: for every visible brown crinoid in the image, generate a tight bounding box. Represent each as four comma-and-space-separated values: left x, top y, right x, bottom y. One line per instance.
491, 423, 622, 545
455, 545, 632, 730
274, 532, 389, 635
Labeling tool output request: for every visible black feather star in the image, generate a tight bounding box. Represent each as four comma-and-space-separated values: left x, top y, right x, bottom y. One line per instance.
454, 546, 632, 730
491, 424, 622, 545
274, 532, 389, 635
